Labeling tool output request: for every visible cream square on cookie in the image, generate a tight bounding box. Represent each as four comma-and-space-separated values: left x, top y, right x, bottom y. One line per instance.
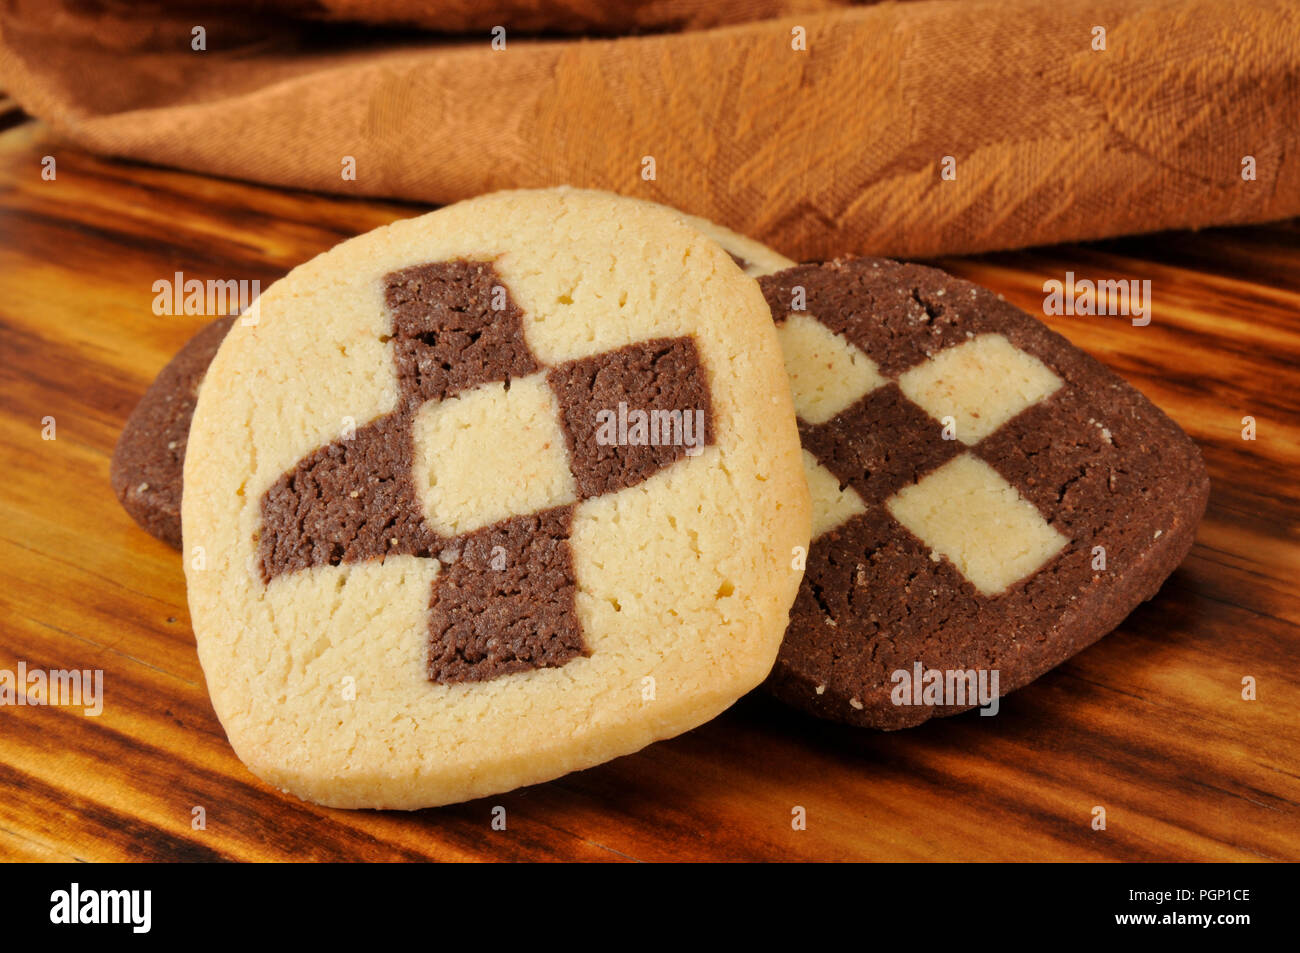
412, 373, 577, 537
898, 333, 1062, 444
777, 313, 886, 425
885, 453, 1067, 596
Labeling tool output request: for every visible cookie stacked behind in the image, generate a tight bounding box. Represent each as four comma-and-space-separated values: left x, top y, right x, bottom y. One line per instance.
111, 316, 234, 547
758, 258, 1208, 728
180, 188, 810, 808
682, 213, 795, 278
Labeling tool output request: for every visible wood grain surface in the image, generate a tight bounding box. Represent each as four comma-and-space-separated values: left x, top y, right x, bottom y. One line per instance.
1, 119, 1297, 862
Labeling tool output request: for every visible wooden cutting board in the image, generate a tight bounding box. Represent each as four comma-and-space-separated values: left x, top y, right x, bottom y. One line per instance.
1, 118, 1296, 862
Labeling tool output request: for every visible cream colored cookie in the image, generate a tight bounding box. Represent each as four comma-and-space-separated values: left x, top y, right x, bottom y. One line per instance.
183, 188, 810, 809
683, 213, 796, 277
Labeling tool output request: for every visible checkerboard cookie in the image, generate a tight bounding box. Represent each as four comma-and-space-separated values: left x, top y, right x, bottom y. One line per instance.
182, 188, 810, 808
111, 316, 235, 547
759, 258, 1209, 729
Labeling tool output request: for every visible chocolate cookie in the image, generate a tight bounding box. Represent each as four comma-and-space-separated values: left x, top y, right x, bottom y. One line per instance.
110, 316, 235, 548
760, 258, 1209, 729
182, 188, 810, 808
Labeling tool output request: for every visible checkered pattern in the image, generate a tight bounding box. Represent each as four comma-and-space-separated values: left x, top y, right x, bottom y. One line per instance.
256, 260, 714, 684
782, 311, 1070, 597
755, 259, 1207, 728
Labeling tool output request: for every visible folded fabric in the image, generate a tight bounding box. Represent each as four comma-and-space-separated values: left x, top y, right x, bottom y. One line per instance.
1, 0, 1296, 259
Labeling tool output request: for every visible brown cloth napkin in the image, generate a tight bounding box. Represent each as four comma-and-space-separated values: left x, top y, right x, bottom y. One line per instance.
2, 0, 1296, 260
